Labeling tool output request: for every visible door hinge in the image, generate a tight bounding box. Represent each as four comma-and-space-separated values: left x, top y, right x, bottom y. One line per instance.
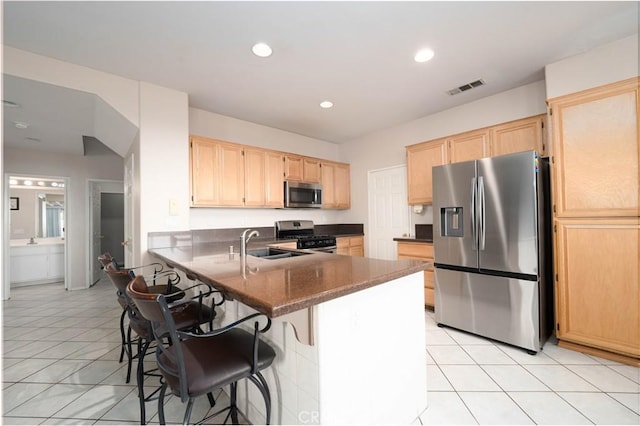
541, 121, 544, 129
556, 323, 560, 331
241, 150, 245, 156
542, 143, 546, 151
553, 205, 556, 213
549, 108, 553, 116
554, 224, 557, 232
555, 273, 558, 281
242, 197, 245, 203
191, 195, 194, 202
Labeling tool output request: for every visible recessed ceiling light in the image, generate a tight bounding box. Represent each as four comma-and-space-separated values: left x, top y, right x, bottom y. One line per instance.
252, 42, 273, 58
23, 180, 33, 186
51, 182, 59, 187
37, 181, 46, 186
414, 48, 435, 63
14, 121, 29, 129
320, 101, 334, 109
9, 179, 18, 185
3, 100, 20, 108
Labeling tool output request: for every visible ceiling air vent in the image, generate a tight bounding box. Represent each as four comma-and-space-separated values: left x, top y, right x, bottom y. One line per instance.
446, 79, 486, 96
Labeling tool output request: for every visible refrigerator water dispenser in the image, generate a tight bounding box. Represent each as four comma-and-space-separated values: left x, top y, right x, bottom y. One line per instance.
440, 207, 463, 237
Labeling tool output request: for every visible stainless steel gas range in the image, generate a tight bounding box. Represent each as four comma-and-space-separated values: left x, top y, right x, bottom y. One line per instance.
275, 220, 337, 253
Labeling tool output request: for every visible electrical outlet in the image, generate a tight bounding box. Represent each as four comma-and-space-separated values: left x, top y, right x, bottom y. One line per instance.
169, 199, 178, 216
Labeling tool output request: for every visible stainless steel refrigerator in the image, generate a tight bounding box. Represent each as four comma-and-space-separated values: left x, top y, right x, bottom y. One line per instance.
433, 151, 552, 354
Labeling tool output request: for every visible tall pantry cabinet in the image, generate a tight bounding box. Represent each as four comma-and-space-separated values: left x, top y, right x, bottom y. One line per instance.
549, 77, 640, 365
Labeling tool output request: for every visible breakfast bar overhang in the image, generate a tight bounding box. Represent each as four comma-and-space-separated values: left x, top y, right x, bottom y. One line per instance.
150, 246, 428, 424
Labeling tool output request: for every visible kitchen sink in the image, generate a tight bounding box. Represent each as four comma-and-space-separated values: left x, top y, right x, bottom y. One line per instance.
247, 248, 310, 260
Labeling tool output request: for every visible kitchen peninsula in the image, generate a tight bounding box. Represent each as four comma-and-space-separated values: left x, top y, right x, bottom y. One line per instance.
149, 238, 428, 425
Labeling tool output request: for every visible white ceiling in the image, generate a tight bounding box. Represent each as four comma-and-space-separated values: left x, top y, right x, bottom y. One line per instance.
2, 1, 638, 154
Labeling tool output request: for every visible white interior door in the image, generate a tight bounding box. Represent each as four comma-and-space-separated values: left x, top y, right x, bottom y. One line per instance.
124, 154, 134, 267
367, 165, 410, 260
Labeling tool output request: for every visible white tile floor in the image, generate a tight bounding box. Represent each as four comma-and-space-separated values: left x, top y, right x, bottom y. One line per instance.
2, 279, 639, 425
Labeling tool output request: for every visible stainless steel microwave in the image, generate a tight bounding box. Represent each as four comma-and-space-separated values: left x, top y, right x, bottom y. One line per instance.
284, 181, 322, 208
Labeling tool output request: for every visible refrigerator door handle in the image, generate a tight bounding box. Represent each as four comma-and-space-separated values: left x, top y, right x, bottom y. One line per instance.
478, 175, 486, 250
471, 177, 477, 250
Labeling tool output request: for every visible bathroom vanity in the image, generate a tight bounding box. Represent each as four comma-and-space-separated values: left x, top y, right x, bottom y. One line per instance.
9, 238, 65, 286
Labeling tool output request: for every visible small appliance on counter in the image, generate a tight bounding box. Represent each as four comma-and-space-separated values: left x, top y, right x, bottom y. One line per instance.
433, 151, 553, 354
275, 220, 336, 253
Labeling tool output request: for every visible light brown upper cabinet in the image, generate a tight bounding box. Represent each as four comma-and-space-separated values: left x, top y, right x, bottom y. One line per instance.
244, 148, 284, 208
303, 158, 321, 183
284, 155, 321, 183
406, 114, 546, 205
191, 136, 282, 208
264, 150, 285, 208
334, 163, 351, 209
191, 136, 244, 207
448, 129, 490, 163
191, 135, 348, 209
407, 138, 448, 205
549, 79, 638, 218
284, 155, 303, 181
490, 115, 546, 157
190, 136, 219, 206
217, 142, 246, 206
321, 161, 351, 209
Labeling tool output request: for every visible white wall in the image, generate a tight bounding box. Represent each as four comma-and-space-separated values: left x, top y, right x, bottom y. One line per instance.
136, 82, 190, 264
188, 107, 347, 229
546, 34, 639, 99
339, 80, 548, 231
4, 147, 124, 290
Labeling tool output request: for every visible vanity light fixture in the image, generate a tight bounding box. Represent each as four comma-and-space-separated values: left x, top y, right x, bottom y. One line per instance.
252, 42, 273, 58
320, 101, 334, 109
414, 48, 435, 63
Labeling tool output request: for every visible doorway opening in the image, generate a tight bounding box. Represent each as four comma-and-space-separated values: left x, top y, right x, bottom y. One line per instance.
6, 174, 68, 296
88, 180, 124, 286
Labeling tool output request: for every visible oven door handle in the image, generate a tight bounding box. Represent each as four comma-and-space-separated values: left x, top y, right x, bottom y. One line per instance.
313, 246, 336, 254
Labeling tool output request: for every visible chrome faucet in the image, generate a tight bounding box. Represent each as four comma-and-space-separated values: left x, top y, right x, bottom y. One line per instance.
240, 229, 260, 257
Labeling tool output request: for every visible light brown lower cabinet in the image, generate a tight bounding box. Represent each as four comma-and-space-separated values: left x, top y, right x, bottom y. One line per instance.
396, 241, 434, 308
337, 236, 364, 257
555, 218, 639, 365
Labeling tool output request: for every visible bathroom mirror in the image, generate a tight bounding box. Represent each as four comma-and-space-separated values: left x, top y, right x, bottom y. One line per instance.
9, 176, 65, 240
37, 193, 65, 238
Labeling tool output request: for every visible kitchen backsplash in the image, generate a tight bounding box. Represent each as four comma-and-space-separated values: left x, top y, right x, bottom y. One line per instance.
415, 224, 433, 240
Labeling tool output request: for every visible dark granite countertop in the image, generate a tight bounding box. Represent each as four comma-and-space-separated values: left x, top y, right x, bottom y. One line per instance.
150, 244, 426, 318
